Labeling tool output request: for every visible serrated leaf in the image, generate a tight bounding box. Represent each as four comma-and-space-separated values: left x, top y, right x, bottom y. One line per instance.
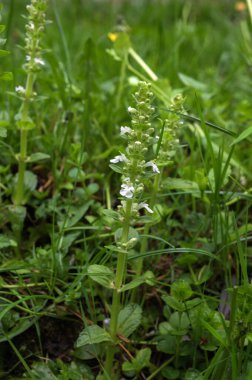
171, 280, 193, 301
162, 295, 185, 312
117, 304, 142, 338
87, 264, 114, 288
122, 347, 151, 375
76, 325, 112, 347
135, 347, 151, 369
28, 152, 50, 163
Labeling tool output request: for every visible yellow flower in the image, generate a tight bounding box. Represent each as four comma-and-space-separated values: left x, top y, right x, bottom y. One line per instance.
108, 32, 118, 42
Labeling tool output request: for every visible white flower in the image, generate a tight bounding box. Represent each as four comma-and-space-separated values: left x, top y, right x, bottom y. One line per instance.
138, 202, 153, 213
120, 183, 135, 198
15, 85, 25, 94
110, 153, 129, 164
120, 126, 132, 135
34, 57, 45, 66
128, 106, 137, 113
145, 161, 160, 173
26, 55, 31, 61
29, 22, 35, 30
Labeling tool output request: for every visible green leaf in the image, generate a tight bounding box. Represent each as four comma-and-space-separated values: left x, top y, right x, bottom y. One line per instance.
61, 201, 93, 228
0, 127, 7, 137
178, 72, 207, 91
0, 120, 9, 127
87, 264, 114, 289
109, 163, 123, 174
117, 304, 142, 338
24, 170, 37, 192
113, 32, 131, 58
185, 369, 204, 380
201, 320, 227, 347
28, 152, 50, 163
162, 366, 180, 379
162, 295, 185, 312
0, 25, 5, 33
135, 347, 151, 369
76, 325, 112, 347
120, 271, 155, 292
0, 49, 9, 56
123, 348, 151, 375
119, 277, 145, 292
0, 234, 17, 249
231, 126, 252, 146
0, 37, 6, 46
171, 280, 193, 301
157, 335, 177, 354
162, 178, 199, 191
0, 71, 13, 81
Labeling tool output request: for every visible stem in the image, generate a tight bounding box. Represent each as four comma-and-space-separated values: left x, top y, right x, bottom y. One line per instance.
14, 72, 35, 205
115, 51, 128, 112
131, 174, 160, 302
146, 357, 175, 380
105, 199, 132, 375
128, 48, 158, 82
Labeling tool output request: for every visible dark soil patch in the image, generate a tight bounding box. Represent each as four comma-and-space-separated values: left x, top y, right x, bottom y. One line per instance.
1, 315, 83, 379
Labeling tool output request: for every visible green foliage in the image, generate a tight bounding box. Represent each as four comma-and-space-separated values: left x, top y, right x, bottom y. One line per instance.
117, 304, 142, 338
76, 325, 113, 347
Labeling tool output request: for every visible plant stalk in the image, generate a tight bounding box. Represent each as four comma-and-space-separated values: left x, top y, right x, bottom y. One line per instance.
131, 174, 160, 302
14, 72, 35, 205
104, 199, 132, 375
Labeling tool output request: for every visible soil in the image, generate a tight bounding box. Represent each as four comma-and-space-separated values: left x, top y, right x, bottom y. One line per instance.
1, 315, 83, 379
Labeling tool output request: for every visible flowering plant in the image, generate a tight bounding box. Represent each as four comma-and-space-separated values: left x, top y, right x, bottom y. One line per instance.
14, 0, 47, 206
110, 81, 159, 218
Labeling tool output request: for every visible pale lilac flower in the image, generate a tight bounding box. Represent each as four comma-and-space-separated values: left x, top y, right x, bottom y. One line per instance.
34, 57, 45, 66
138, 202, 153, 213
128, 106, 137, 113
120, 126, 132, 135
145, 161, 160, 173
15, 86, 25, 94
120, 183, 135, 198
110, 153, 129, 164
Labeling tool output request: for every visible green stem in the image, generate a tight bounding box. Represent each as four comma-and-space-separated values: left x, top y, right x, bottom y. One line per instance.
128, 48, 158, 81
115, 51, 128, 112
131, 174, 160, 302
105, 199, 132, 375
146, 357, 175, 380
14, 72, 35, 205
